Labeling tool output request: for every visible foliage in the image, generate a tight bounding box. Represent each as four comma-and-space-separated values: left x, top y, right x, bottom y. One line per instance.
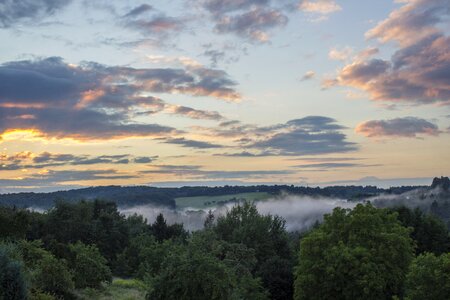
67, 242, 112, 288
214, 202, 293, 298
150, 213, 188, 243
43, 200, 129, 265
405, 252, 450, 300
0, 247, 28, 300
146, 248, 233, 299
294, 203, 414, 300
33, 254, 74, 299
392, 206, 449, 254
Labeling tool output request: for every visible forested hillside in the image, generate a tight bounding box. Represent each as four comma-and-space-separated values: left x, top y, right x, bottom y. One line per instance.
0, 184, 422, 209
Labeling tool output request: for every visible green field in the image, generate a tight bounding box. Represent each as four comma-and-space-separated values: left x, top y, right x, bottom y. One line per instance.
175, 192, 271, 209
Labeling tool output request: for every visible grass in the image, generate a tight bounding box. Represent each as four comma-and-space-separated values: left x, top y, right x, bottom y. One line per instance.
175, 192, 271, 209
76, 278, 146, 300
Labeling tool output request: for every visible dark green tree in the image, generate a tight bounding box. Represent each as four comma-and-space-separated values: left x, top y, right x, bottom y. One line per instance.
294, 204, 414, 300
214, 202, 293, 298
392, 206, 449, 255
405, 252, 450, 300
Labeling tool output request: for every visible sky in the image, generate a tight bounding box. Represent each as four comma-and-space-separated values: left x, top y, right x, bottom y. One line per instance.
0, 0, 449, 192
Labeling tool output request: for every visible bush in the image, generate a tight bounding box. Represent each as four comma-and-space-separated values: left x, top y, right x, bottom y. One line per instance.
0, 248, 28, 300
67, 242, 112, 289
34, 255, 74, 299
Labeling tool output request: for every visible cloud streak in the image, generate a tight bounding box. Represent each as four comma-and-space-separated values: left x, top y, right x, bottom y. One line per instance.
0, 152, 157, 170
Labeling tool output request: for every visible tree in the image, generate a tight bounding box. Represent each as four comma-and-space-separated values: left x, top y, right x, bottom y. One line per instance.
34, 255, 74, 299
294, 204, 414, 300
67, 242, 112, 288
215, 202, 291, 262
214, 202, 293, 298
392, 206, 449, 255
0, 247, 28, 300
147, 248, 235, 300
150, 213, 188, 243
405, 252, 450, 300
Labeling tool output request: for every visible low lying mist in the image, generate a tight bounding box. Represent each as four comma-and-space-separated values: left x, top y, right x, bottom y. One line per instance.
120, 195, 357, 232
369, 186, 449, 211
120, 185, 450, 232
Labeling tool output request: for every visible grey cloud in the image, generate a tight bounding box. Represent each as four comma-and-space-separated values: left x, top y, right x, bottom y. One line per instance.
141, 164, 294, 179
123, 4, 154, 18
203, 49, 226, 67
356, 117, 440, 138
219, 120, 241, 127
134, 157, 154, 164
0, 0, 72, 28
169, 106, 224, 120
125, 14, 185, 35
215, 8, 288, 41
0, 152, 157, 171
158, 138, 224, 149
249, 116, 357, 155
0, 169, 135, 187
199, 0, 289, 42
202, 0, 271, 15
292, 162, 381, 170
199, 116, 357, 156
301, 71, 315, 81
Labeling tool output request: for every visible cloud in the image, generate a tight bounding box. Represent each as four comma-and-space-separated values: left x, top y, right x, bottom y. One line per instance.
355, 117, 440, 138
141, 164, 294, 179
166, 105, 224, 120
0, 152, 157, 170
215, 7, 288, 42
123, 4, 153, 18
0, 0, 72, 28
365, 0, 449, 46
249, 116, 357, 155
158, 138, 224, 149
194, 116, 357, 156
332, 0, 450, 105
124, 14, 185, 36
0, 57, 240, 141
328, 46, 353, 61
301, 71, 315, 81
298, 0, 342, 15
201, 0, 271, 15
121, 4, 186, 38
0, 169, 135, 187
199, 0, 289, 42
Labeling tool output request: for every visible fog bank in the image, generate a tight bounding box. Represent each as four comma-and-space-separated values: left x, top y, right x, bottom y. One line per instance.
120, 195, 356, 232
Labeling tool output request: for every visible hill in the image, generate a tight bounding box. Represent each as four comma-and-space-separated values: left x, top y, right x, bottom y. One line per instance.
0, 183, 424, 209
